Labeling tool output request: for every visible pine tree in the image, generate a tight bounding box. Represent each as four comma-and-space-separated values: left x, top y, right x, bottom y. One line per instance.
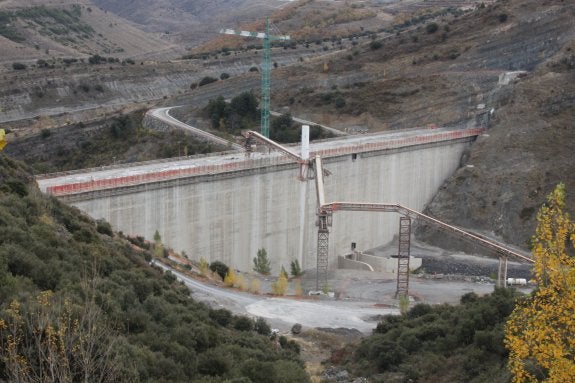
253, 248, 271, 275
505, 183, 575, 382
290, 259, 303, 277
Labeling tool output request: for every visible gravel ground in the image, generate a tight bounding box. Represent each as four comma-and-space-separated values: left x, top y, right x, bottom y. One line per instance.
163, 237, 534, 334
368, 239, 533, 280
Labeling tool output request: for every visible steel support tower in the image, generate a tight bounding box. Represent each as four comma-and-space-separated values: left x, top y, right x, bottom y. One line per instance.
316, 213, 330, 291
396, 217, 411, 298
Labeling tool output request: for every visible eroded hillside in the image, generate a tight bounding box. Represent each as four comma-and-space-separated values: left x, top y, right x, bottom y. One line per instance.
0, 1, 178, 63
421, 41, 575, 249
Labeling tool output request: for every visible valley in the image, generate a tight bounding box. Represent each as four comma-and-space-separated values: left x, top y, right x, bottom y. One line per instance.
0, 0, 574, 382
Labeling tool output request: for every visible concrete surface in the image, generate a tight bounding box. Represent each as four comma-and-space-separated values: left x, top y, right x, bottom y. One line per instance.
38, 128, 476, 274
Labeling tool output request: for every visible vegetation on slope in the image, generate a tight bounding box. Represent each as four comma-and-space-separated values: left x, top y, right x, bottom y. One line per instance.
203, 91, 334, 143
337, 185, 575, 383
0, 5, 93, 44
339, 288, 518, 383
6, 110, 224, 173
0, 155, 309, 382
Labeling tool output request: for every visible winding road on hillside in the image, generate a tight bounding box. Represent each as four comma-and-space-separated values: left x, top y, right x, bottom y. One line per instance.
148, 107, 244, 150
147, 104, 348, 149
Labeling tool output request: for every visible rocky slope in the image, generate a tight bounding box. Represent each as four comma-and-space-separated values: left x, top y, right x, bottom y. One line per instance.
421, 41, 575, 249
253, 0, 574, 251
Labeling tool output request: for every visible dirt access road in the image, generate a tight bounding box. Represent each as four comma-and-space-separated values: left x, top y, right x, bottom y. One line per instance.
154, 247, 532, 334
154, 260, 398, 333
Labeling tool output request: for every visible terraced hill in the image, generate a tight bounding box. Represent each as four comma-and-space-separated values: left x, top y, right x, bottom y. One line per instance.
0, 1, 179, 63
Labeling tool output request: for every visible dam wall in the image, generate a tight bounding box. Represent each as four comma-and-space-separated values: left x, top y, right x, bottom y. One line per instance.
39, 129, 480, 274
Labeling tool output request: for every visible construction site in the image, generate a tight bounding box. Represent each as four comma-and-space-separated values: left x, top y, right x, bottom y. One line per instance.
31, 8, 541, 307
36, 116, 533, 305
1, 1, 574, 382
3, 0, 573, 330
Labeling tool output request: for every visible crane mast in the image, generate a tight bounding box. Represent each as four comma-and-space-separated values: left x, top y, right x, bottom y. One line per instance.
220, 18, 290, 138
261, 19, 271, 138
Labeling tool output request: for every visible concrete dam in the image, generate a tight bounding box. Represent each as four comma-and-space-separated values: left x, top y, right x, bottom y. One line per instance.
37, 127, 484, 274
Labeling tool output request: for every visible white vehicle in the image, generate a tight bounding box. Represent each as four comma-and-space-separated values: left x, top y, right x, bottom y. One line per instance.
507, 278, 527, 286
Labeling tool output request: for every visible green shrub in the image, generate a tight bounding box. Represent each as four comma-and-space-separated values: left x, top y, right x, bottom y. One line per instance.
254, 317, 271, 336
36, 59, 49, 68
374, 314, 404, 334
12, 62, 26, 70
290, 259, 303, 277
209, 260, 229, 280
407, 303, 433, 319
370, 40, 382, 50
209, 308, 232, 327
95, 219, 113, 236
233, 316, 253, 332
426, 22, 439, 34
273, 360, 311, 383
199, 76, 218, 86
198, 349, 231, 376
88, 54, 105, 64
369, 340, 406, 370
241, 359, 276, 383
278, 336, 301, 354
163, 270, 177, 284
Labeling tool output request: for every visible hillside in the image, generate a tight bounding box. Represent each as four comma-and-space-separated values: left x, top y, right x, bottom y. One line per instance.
4, 110, 226, 173
0, 154, 309, 382
263, 0, 575, 249
193, 0, 487, 53
338, 289, 519, 383
91, 0, 296, 48
418, 7, 575, 248
0, 1, 179, 64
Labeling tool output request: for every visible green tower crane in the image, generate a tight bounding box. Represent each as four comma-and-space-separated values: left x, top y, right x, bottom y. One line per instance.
219, 18, 290, 138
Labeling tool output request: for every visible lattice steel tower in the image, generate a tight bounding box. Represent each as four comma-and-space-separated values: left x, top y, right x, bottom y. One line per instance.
220, 18, 290, 138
